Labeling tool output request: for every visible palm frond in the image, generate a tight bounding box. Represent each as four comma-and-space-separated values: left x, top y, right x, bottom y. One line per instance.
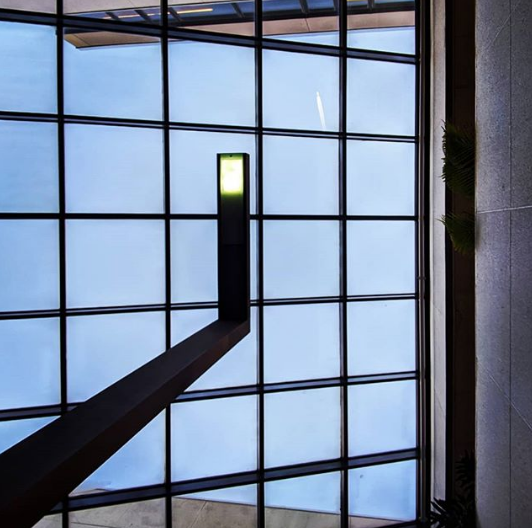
442, 123, 476, 198
440, 213, 475, 255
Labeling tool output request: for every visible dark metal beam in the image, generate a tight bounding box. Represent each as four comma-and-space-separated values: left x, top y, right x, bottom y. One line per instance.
0, 152, 250, 527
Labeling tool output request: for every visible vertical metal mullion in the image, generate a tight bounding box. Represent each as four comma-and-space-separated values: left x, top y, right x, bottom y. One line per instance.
339, 1, 349, 527
161, 1, 173, 526
56, 1, 69, 526
416, 0, 431, 522
255, 1, 265, 527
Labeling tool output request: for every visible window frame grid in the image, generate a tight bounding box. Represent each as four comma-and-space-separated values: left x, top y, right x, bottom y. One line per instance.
0, 0, 429, 526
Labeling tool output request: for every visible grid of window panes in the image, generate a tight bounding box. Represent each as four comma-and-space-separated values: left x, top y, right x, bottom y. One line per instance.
0, 1, 424, 527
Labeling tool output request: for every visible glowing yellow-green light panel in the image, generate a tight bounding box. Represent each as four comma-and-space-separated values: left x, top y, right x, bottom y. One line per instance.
220, 154, 244, 195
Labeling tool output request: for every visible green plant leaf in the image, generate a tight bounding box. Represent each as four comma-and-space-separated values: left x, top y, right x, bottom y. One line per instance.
442, 123, 476, 198
440, 213, 475, 255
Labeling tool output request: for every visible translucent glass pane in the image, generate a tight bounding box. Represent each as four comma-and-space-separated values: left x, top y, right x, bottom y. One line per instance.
68, 311, 165, 402
348, 300, 416, 376
348, 381, 416, 456
75, 413, 165, 494
167, 1, 254, 36
64, 32, 162, 120
264, 221, 339, 299
66, 124, 164, 213
265, 388, 340, 467
348, 27, 416, 55
33, 514, 62, 528
71, 499, 165, 528
263, 0, 338, 46
263, 135, 338, 215
0, 121, 58, 213
263, 50, 339, 131
0, 0, 55, 12
174, 486, 257, 528
264, 303, 340, 383
171, 220, 217, 303
172, 396, 257, 480
0, 417, 55, 455
66, 220, 165, 308
169, 41, 255, 126
266, 472, 340, 528
172, 308, 258, 391
347, 221, 415, 295
170, 129, 256, 214
347, 59, 415, 136
0, 22, 56, 113
65, 1, 162, 25
349, 460, 417, 522
0, 318, 60, 410
347, 140, 415, 216
0, 220, 59, 311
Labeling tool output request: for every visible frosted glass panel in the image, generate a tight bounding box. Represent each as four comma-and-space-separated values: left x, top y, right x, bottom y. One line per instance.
349, 461, 416, 522
0, 220, 59, 311
349, 381, 416, 456
66, 124, 164, 213
0, 22, 56, 113
347, 221, 415, 295
172, 396, 257, 480
265, 388, 340, 467
172, 308, 258, 391
264, 221, 339, 299
180, 485, 257, 505
263, 135, 338, 215
171, 221, 217, 303
171, 309, 217, 345
174, 486, 257, 528
348, 300, 416, 376
68, 311, 165, 402
0, 121, 58, 213
0, 318, 59, 410
66, 220, 165, 308
72, 500, 165, 528
263, 50, 339, 131
348, 27, 416, 55
264, 303, 340, 383
169, 41, 255, 126
347, 140, 415, 216
76, 413, 165, 493
266, 472, 340, 519
64, 35, 162, 120
263, 0, 338, 46
0, 417, 55, 455
170, 130, 256, 214
347, 59, 415, 136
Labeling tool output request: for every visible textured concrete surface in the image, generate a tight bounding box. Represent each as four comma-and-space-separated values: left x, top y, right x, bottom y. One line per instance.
476, 0, 532, 525
35, 499, 401, 528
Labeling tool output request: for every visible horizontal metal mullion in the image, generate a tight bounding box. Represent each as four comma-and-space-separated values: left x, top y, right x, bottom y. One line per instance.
0, 294, 419, 321
58, 449, 419, 511
0, 406, 62, 422
0, 371, 421, 423
0, 213, 418, 221
0, 113, 418, 144
346, 48, 416, 64
168, 121, 256, 135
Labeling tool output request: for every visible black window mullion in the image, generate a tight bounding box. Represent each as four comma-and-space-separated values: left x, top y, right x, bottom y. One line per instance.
56, 0, 69, 524
161, 1, 173, 526
255, 1, 265, 526
338, 0, 349, 526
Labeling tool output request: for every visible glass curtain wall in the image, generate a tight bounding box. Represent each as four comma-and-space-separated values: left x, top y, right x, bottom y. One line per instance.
0, 0, 424, 527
